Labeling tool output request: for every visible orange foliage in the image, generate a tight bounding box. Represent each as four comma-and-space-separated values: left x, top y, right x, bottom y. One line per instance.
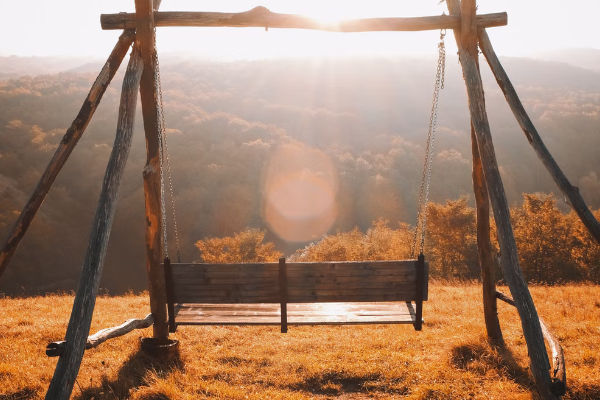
291, 219, 412, 262
195, 229, 282, 263
291, 194, 600, 283
425, 198, 479, 279
511, 194, 578, 282
568, 209, 600, 281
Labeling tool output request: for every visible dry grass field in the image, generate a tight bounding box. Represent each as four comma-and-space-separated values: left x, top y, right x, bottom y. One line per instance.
0, 283, 598, 400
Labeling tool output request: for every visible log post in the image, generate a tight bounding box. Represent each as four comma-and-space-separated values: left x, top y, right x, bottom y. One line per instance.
164, 257, 177, 333
414, 253, 425, 331
135, 0, 169, 343
45, 45, 143, 400
101, 9, 508, 32
478, 28, 600, 244
279, 257, 288, 333
446, 1, 556, 398
471, 125, 504, 346
0, 30, 135, 279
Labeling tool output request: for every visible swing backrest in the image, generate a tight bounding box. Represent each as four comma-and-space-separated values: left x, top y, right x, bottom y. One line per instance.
167, 260, 428, 304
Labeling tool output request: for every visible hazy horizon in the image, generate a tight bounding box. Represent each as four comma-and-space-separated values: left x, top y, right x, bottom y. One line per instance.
1, 54, 599, 292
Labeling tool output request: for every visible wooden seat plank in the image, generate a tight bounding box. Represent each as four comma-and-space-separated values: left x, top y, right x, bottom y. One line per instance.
174, 302, 416, 325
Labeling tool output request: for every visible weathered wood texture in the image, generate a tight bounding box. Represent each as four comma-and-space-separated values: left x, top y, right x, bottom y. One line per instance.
460, 0, 477, 45
471, 125, 504, 345
0, 30, 135, 279
445, 1, 555, 398
45, 46, 143, 400
164, 257, 177, 332
414, 254, 425, 330
478, 28, 600, 244
46, 314, 153, 357
135, 0, 169, 342
278, 258, 288, 333
101, 7, 507, 32
175, 302, 415, 325
169, 261, 428, 304
496, 291, 566, 396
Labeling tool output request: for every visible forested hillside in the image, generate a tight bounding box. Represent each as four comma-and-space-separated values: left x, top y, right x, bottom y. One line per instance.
1, 54, 599, 293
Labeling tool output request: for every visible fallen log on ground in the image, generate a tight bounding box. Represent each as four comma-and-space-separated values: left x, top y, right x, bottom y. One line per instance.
496, 291, 566, 396
46, 313, 153, 357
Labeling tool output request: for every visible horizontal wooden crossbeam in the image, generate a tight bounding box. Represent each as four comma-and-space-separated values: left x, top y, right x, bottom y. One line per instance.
101, 6, 507, 32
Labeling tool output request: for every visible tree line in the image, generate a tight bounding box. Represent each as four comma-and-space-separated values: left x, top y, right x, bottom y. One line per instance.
196, 193, 600, 283
2, 57, 599, 293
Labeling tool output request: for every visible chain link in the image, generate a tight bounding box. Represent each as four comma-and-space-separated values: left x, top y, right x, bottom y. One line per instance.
153, 27, 183, 262
411, 30, 446, 258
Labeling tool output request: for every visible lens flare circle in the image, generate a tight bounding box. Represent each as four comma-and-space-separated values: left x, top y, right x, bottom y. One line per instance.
263, 143, 338, 242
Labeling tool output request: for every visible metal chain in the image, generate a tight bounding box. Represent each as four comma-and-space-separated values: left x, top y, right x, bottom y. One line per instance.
411, 29, 446, 258
153, 28, 183, 262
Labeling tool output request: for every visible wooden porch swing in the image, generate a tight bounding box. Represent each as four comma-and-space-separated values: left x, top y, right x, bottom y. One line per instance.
3, 1, 599, 399
158, 24, 446, 335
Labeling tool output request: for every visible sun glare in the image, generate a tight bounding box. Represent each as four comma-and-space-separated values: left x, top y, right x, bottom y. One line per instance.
298, 3, 356, 24
263, 143, 338, 242
153, 1, 448, 59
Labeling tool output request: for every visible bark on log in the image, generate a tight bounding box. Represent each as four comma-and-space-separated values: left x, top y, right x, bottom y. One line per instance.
46, 314, 153, 357
445, 1, 555, 398
0, 30, 135, 279
478, 28, 600, 244
135, 0, 169, 342
44, 46, 143, 400
496, 291, 567, 396
101, 7, 507, 32
471, 125, 504, 346
460, 0, 477, 45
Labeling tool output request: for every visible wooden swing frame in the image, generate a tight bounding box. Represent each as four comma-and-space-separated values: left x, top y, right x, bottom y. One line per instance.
1, 0, 596, 398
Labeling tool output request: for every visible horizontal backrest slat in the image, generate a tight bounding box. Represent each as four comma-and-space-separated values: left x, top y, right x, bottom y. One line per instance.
286, 261, 427, 302
171, 263, 279, 303
169, 260, 428, 304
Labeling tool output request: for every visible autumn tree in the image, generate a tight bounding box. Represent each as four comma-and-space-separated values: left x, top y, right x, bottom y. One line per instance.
292, 219, 413, 262
195, 229, 282, 263
292, 228, 364, 262
424, 198, 479, 279
511, 194, 577, 282
363, 219, 413, 260
568, 209, 600, 282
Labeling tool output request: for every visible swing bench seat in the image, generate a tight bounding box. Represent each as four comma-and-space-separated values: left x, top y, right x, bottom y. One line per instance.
164, 258, 428, 333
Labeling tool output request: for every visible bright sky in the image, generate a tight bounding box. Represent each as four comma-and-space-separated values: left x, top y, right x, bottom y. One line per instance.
1, 1, 599, 59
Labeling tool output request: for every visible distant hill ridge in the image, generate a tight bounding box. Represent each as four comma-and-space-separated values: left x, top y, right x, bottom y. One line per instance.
1, 50, 598, 293
2, 48, 600, 80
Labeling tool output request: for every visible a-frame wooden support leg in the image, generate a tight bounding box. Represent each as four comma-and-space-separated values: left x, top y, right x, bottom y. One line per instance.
470, 124, 503, 346
0, 30, 135, 279
135, 0, 169, 343
45, 45, 143, 400
478, 28, 600, 244
447, 1, 556, 398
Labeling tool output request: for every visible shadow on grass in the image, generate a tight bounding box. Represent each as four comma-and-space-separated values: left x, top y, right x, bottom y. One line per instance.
74, 345, 184, 400
450, 343, 535, 391
0, 387, 37, 400
566, 383, 600, 400
288, 371, 408, 396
